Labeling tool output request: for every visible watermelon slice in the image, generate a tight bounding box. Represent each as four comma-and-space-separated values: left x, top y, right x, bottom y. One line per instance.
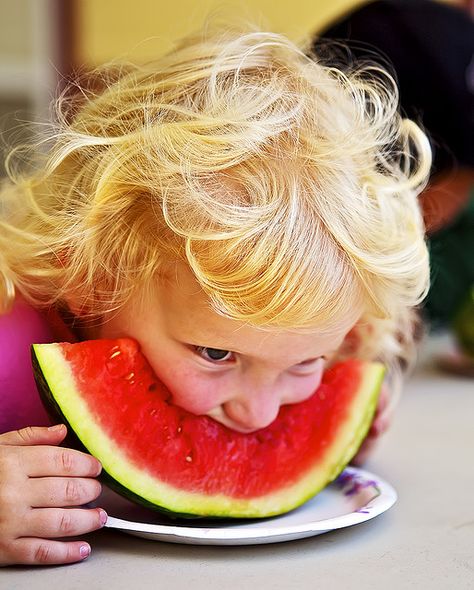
31, 338, 384, 518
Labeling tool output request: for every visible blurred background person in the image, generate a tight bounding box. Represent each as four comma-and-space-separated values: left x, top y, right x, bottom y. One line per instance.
313, 0, 474, 353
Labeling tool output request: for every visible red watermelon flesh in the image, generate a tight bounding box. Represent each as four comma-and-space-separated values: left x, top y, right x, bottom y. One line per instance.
32, 338, 384, 518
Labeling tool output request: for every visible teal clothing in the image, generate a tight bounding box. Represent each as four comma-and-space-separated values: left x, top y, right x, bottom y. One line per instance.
424, 191, 474, 327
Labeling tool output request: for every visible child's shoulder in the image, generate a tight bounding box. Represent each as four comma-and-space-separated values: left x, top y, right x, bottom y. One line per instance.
0, 298, 54, 433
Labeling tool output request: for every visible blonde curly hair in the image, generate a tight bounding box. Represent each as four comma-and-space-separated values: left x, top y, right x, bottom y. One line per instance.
0, 26, 431, 376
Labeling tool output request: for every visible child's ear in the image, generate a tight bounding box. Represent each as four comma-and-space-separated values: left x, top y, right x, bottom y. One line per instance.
340, 325, 360, 356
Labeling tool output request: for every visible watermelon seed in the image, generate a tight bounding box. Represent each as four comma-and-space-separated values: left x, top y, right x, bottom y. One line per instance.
148, 383, 157, 392
185, 455, 193, 463
109, 350, 121, 359
124, 372, 135, 381
150, 409, 158, 417
177, 426, 182, 433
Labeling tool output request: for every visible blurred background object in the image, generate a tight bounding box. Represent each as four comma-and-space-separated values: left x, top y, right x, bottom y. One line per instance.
312, 0, 474, 345
0, 0, 72, 176
453, 286, 474, 357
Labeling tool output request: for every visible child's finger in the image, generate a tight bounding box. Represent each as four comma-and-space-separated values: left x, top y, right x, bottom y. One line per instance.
20, 446, 102, 478
351, 435, 378, 467
28, 477, 102, 508
369, 414, 391, 437
3, 538, 92, 566
374, 383, 390, 417
0, 424, 67, 446
22, 506, 107, 539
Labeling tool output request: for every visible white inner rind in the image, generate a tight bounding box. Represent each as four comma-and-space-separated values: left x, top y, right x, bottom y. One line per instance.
33, 344, 384, 517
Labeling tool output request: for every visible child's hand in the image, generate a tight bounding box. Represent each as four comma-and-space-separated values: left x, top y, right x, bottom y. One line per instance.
0, 424, 106, 566
351, 383, 392, 466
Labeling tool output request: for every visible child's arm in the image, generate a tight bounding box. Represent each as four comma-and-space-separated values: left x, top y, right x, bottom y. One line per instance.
0, 424, 106, 566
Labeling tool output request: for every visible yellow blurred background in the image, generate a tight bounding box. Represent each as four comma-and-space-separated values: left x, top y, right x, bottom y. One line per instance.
76, 0, 367, 64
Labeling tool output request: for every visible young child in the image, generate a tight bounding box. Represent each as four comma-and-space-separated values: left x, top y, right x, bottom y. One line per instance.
0, 27, 431, 566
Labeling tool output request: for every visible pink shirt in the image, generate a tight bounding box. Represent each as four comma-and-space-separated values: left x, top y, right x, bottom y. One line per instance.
0, 299, 74, 434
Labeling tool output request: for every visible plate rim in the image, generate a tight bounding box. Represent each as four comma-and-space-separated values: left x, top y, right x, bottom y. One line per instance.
104, 466, 397, 543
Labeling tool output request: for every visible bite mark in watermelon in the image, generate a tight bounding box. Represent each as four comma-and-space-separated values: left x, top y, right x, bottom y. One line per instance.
31, 338, 384, 518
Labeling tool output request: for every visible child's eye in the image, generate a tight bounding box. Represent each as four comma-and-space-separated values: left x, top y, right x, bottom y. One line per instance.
195, 347, 234, 363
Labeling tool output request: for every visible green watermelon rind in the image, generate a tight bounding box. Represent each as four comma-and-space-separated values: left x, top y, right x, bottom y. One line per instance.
31, 343, 384, 519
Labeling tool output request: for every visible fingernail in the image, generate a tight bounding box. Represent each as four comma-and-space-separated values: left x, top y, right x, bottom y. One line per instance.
48, 424, 65, 432
80, 544, 91, 559
99, 509, 108, 526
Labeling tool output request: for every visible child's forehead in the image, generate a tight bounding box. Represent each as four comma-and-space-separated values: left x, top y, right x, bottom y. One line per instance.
154, 261, 361, 341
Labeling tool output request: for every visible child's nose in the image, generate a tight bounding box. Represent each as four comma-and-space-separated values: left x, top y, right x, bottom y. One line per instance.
222, 384, 282, 431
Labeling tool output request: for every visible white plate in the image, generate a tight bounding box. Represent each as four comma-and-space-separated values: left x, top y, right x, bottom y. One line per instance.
97, 466, 397, 546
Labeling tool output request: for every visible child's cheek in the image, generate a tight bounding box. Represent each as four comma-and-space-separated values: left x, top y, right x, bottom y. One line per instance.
168, 374, 223, 415
149, 359, 223, 416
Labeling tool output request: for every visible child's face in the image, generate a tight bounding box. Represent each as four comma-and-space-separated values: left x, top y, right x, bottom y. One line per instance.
92, 264, 360, 433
